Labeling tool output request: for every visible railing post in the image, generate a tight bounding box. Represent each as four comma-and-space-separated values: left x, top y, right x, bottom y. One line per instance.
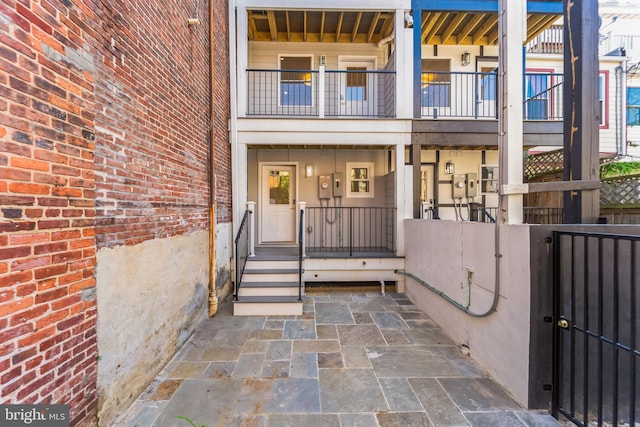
247, 201, 256, 257
318, 66, 325, 118
298, 201, 306, 257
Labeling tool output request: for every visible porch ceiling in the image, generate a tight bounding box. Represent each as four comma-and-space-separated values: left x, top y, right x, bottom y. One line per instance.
419, 11, 560, 46
247, 9, 560, 46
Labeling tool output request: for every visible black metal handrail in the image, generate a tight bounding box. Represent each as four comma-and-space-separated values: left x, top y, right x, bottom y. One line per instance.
246, 69, 396, 117
305, 207, 396, 256
473, 206, 497, 223
234, 209, 250, 300
420, 71, 564, 120
298, 209, 304, 301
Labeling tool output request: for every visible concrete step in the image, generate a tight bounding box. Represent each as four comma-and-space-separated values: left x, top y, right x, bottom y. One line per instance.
233, 296, 303, 316
237, 281, 301, 297
246, 259, 299, 269
242, 268, 299, 282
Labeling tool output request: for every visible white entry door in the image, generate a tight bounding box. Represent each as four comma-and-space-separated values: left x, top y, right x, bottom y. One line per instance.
261, 165, 296, 243
476, 58, 498, 118
339, 59, 375, 116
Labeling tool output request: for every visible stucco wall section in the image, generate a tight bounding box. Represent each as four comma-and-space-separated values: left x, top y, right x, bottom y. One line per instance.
404, 220, 532, 406
96, 231, 208, 425
214, 222, 233, 302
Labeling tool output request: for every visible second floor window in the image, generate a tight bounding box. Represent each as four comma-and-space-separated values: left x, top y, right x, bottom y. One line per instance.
599, 71, 608, 128
628, 87, 640, 127
280, 56, 312, 106
525, 73, 551, 120
421, 59, 450, 108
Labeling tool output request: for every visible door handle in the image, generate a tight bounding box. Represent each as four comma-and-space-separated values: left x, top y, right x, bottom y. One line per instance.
557, 318, 569, 329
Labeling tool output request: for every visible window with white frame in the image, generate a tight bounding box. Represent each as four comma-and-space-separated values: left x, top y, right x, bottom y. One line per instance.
279, 56, 313, 106
599, 71, 608, 128
346, 162, 374, 198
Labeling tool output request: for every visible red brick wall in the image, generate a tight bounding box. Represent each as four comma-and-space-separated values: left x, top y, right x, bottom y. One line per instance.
1, 0, 229, 425
0, 0, 99, 424
212, 0, 231, 223
94, 0, 212, 248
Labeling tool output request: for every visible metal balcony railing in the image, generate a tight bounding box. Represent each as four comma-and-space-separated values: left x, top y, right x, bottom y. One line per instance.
305, 207, 396, 255
247, 69, 396, 118
420, 71, 564, 121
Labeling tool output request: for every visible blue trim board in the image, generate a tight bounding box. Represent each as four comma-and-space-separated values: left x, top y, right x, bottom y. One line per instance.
411, 0, 562, 14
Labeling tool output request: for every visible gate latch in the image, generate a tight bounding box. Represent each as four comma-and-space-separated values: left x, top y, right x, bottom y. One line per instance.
557, 318, 570, 329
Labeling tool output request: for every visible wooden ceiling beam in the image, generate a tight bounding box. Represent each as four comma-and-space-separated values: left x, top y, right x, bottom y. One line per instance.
352, 11, 362, 43
421, 12, 441, 44
267, 10, 277, 41
441, 13, 466, 44
336, 12, 344, 42
380, 12, 394, 37
457, 14, 484, 43
303, 11, 308, 42
367, 12, 381, 43
526, 15, 559, 43
285, 11, 291, 41
425, 12, 449, 45
471, 14, 497, 45
320, 11, 326, 42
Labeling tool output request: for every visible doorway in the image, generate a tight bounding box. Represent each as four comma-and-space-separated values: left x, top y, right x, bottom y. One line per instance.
260, 164, 297, 244
338, 58, 376, 116
476, 57, 498, 118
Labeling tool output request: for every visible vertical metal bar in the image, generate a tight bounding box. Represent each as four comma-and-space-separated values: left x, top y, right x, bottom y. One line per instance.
597, 236, 604, 426
570, 235, 577, 419
552, 231, 562, 419
583, 236, 590, 425
349, 207, 353, 257
630, 240, 637, 426
613, 238, 620, 426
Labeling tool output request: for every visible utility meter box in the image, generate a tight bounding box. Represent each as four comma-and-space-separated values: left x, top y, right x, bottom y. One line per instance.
452, 174, 466, 198
319, 175, 331, 199
466, 173, 478, 198
333, 172, 344, 197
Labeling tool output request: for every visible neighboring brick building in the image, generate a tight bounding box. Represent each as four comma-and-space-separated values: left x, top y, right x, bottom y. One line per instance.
0, 0, 231, 425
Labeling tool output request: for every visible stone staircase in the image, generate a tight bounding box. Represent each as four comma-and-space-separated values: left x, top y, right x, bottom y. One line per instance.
233, 248, 303, 316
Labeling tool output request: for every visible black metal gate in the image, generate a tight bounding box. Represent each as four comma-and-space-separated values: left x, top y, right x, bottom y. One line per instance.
552, 231, 640, 426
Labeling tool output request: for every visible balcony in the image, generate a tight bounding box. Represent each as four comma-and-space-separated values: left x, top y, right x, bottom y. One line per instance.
247, 69, 396, 118
420, 71, 564, 121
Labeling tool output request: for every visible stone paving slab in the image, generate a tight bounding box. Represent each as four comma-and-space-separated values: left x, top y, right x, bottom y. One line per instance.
151, 378, 243, 427
115, 291, 562, 427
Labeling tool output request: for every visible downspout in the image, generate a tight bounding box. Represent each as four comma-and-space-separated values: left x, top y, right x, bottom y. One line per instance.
208, 0, 218, 317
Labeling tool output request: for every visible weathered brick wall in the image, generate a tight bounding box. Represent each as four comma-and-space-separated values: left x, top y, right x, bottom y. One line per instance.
212, 0, 231, 224
94, 0, 211, 247
1, 0, 229, 425
0, 0, 99, 424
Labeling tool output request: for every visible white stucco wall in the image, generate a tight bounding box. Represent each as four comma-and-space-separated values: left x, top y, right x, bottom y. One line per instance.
215, 222, 233, 302
403, 220, 532, 406
96, 231, 209, 425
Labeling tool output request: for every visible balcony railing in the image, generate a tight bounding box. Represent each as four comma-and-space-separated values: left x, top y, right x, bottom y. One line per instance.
305, 207, 396, 255
420, 71, 564, 121
247, 69, 396, 118
526, 25, 563, 54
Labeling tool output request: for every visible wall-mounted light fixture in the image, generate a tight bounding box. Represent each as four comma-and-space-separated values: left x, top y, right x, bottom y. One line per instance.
404, 11, 414, 28
445, 161, 455, 174
461, 51, 471, 66
305, 165, 314, 178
